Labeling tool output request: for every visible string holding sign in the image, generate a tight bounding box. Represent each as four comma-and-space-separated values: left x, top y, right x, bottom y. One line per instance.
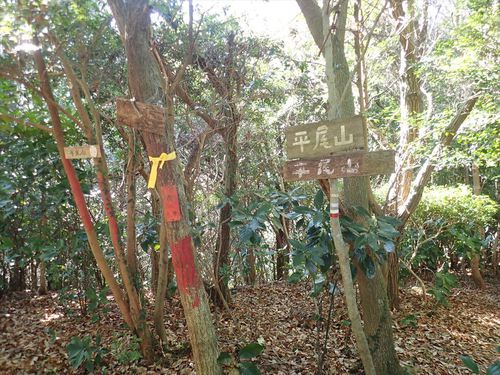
148, 151, 176, 189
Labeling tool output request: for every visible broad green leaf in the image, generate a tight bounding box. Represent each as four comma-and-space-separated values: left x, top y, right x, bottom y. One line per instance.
217, 352, 233, 365
486, 362, 500, 375
239, 361, 261, 375
460, 355, 479, 374
239, 343, 264, 359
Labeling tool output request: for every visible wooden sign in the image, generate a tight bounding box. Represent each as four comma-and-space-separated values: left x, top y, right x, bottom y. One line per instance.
283, 150, 395, 182
116, 98, 165, 135
285, 115, 366, 159
64, 145, 101, 159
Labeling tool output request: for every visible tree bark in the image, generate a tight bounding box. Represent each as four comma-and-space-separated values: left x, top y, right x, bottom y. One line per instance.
108, 1, 221, 373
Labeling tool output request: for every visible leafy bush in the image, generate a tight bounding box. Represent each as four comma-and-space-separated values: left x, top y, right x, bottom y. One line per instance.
218, 342, 265, 375
428, 271, 458, 306
66, 335, 108, 373
401, 185, 498, 271
110, 333, 142, 364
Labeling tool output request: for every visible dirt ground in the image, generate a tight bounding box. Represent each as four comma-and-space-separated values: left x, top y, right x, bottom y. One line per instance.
0, 278, 498, 374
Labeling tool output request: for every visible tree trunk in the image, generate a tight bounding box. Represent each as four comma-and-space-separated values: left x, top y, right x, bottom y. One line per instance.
296, 1, 403, 373
126, 130, 138, 278
154, 220, 169, 346
38, 261, 47, 295
246, 248, 257, 285
213, 123, 238, 305
386, 0, 427, 310
275, 225, 289, 280
108, 1, 221, 373
471, 162, 486, 288
30, 261, 38, 291
329, 181, 376, 375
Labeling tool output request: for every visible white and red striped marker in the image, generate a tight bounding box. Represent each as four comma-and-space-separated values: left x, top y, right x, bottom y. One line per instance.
330, 202, 340, 218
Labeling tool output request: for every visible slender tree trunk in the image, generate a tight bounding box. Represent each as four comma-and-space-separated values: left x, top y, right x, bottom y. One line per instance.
38, 261, 47, 295
126, 130, 138, 277
329, 181, 376, 375
297, 1, 403, 373
30, 261, 37, 291
53, 35, 154, 359
108, 1, 221, 373
214, 123, 238, 305
246, 248, 257, 285
275, 225, 289, 280
386, 0, 426, 310
32, 38, 134, 331
471, 162, 486, 288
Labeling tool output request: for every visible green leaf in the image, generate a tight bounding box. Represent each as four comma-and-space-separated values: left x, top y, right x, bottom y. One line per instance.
239, 343, 264, 359
217, 352, 233, 365
313, 189, 324, 209
486, 362, 500, 375
460, 355, 479, 374
239, 361, 261, 375
288, 270, 303, 284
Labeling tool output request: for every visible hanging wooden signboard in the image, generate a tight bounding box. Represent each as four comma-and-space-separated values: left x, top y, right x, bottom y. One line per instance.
285, 115, 366, 159
64, 145, 101, 159
116, 98, 165, 135
283, 150, 395, 182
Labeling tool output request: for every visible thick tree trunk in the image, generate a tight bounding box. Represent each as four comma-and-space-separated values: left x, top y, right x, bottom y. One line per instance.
108, 1, 221, 373
154, 220, 170, 346
471, 162, 486, 288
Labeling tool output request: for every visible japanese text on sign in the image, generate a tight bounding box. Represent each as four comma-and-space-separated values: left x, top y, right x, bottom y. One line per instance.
285, 115, 365, 159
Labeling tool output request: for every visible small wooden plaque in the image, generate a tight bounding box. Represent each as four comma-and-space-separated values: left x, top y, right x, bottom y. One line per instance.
64, 145, 101, 159
283, 150, 395, 182
116, 98, 165, 135
285, 115, 366, 159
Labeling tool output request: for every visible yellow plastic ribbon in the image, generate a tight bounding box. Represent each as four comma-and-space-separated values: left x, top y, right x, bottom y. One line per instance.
147, 151, 176, 189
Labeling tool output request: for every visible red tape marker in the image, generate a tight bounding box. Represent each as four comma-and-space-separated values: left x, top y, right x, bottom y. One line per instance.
330, 213, 340, 218
162, 185, 181, 222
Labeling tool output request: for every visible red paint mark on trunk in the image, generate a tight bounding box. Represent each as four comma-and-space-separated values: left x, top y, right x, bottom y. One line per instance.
330, 213, 340, 218
162, 185, 181, 222
170, 236, 200, 294
61, 158, 94, 230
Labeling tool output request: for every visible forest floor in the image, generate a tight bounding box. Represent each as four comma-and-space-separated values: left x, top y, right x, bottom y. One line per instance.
0, 278, 498, 375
